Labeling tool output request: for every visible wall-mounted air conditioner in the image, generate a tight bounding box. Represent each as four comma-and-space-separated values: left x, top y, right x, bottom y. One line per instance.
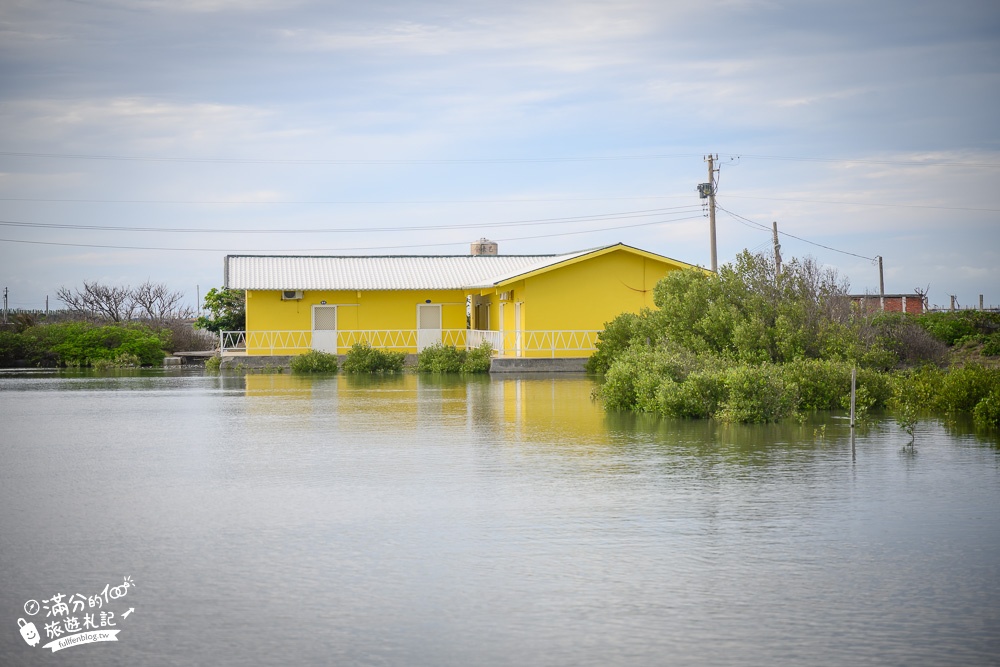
281, 290, 304, 300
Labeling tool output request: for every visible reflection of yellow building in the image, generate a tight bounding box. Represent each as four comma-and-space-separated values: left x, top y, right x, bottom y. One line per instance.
241, 373, 611, 445
223, 243, 700, 358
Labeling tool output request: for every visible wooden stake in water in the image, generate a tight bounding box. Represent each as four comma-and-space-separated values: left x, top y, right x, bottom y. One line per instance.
850, 367, 857, 428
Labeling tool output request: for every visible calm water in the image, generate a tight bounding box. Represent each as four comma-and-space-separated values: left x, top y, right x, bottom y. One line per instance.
2, 369, 999, 666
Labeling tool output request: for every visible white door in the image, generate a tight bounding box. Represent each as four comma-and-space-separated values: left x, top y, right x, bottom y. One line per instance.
312, 305, 337, 353
417, 304, 442, 351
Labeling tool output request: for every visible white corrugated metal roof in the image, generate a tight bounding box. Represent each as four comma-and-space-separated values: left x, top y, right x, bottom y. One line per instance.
225, 251, 604, 291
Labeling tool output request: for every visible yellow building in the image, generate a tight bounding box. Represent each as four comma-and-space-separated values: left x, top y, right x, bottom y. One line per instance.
222, 242, 700, 358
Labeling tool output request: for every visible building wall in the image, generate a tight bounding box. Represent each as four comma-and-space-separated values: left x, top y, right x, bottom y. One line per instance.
487, 249, 684, 357
245, 288, 467, 354
851, 295, 926, 315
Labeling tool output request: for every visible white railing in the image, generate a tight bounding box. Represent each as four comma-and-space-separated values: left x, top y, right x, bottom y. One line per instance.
221, 330, 311, 355
468, 329, 503, 353
221, 329, 601, 357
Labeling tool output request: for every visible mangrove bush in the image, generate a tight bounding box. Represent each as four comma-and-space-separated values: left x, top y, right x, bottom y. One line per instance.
342, 343, 405, 374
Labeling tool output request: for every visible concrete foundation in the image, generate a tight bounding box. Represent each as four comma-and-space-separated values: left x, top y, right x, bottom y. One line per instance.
489, 357, 589, 373
219, 353, 420, 371
217, 355, 590, 373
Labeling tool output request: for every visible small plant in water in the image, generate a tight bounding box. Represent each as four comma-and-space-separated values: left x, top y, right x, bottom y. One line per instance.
291, 350, 338, 374
896, 404, 918, 448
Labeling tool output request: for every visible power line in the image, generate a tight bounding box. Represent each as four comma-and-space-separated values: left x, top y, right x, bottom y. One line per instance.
719, 207, 771, 233
0, 206, 704, 235
732, 153, 1000, 169
715, 201, 877, 262
2, 149, 996, 168
0, 214, 705, 253
725, 194, 1000, 213
0, 195, 693, 205
0, 193, 992, 213
0, 150, 705, 165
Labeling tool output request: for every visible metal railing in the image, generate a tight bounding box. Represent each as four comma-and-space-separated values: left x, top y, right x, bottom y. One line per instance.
221, 329, 601, 357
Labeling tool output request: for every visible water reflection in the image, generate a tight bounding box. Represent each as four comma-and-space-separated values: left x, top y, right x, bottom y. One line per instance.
2, 370, 999, 667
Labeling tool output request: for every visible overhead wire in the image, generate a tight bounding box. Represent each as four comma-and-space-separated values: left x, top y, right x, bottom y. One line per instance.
0, 195, 693, 204
715, 200, 876, 262
723, 194, 1000, 214
0, 214, 706, 253
2, 150, 997, 169
0, 205, 704, 235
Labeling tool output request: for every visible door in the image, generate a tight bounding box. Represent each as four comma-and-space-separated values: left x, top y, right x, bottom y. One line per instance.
417, 304, 442, 351
312, 305, 337, 353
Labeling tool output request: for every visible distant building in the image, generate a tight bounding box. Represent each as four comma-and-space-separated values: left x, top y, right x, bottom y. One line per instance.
848, 293, 926, 315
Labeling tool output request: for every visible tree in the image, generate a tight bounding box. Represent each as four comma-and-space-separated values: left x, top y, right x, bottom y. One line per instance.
194, 288, 245, 332
57, 282, 137, 322
132, 280, 192, 322
57, 281, 192, 323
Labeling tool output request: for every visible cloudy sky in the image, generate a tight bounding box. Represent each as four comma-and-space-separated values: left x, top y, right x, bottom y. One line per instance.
1, 0, 998, 313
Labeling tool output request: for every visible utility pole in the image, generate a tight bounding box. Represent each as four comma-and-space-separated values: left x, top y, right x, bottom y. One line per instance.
772, 221, 781, 278
877, 256, 885, 311
705, 154, 718, 272
45, 295, 49, 317
2, 287, 7, 324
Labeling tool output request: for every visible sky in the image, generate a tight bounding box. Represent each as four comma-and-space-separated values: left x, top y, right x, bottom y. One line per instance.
1, 0, 998, 313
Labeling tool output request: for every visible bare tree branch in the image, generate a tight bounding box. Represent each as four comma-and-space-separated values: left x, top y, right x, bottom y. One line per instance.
133, 280, 191, 322
57, 281, 190, 323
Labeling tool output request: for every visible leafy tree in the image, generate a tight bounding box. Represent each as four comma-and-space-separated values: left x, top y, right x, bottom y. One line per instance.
194, 288, 246, 333
650, 251, 851, 364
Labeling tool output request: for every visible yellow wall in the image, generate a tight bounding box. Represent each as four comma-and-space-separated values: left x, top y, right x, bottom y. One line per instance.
245, 289, 467, 355
518, 249, 672, 332
484, 248, 683, 357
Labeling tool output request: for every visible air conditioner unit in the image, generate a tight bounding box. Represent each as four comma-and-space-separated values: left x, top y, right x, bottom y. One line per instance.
281, 290, 304, 300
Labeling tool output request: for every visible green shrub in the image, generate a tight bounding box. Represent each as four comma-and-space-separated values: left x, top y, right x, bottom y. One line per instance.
973, 389, 1000, 428
291, 350, 339, 374
656, 372, 726, 418
982, 333, 1000, 357
417, 343, 465, 373
937, 364, 1000, 415
460, 341, 493, 374
342, 343, 405, 374
887, 365, 1000, 432
859, 312, 948, 369
91, 352, 142, 370
20, 322, 166, 367
586, 309, 664, 374
204, 355, 222, 372
599, 344, 702, 411
781, 358, 852, 410
717, 363, 799, 423
0, 331, 37, 367
916, 311, 998, 346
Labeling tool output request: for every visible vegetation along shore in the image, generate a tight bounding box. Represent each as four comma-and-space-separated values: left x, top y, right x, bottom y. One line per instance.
587, 251, 1000, 430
